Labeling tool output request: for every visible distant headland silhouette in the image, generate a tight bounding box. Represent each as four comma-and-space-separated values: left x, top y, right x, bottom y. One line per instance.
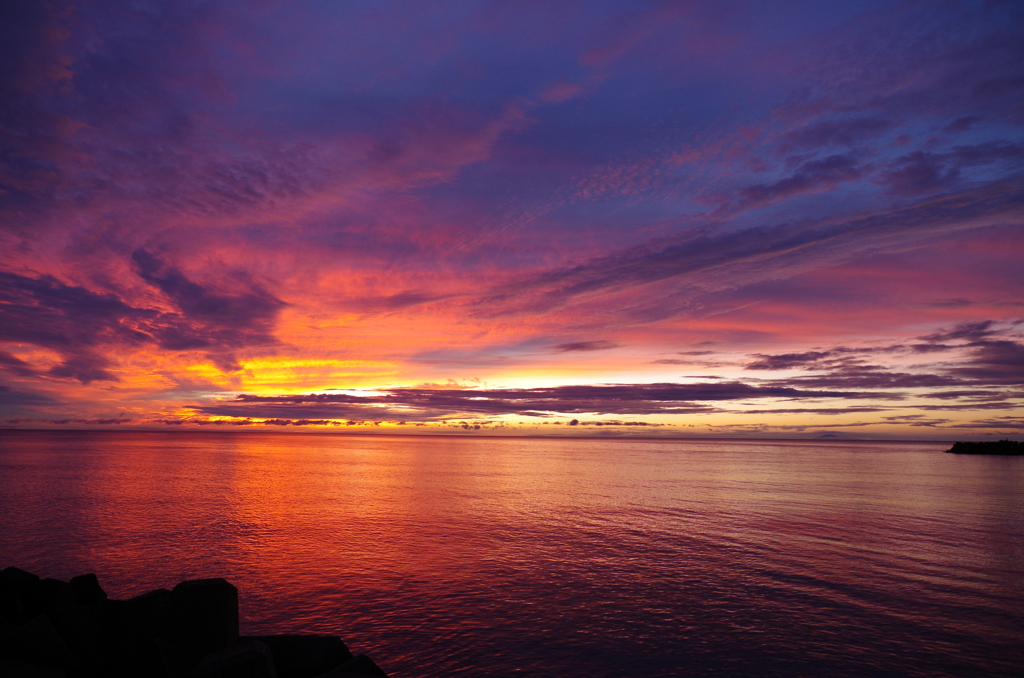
945, 440, 1024, 455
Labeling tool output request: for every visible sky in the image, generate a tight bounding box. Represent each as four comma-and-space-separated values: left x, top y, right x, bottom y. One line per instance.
1, 0, 1022, 439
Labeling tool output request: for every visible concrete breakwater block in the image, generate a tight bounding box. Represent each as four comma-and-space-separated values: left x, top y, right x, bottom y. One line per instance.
0, 567, 388, 678
167, 578, 240, 667
195, 640, 276, 678
247, 636, 354, 678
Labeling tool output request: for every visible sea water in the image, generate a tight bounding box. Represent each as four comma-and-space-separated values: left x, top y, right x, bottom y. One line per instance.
0, 430, 1021, 677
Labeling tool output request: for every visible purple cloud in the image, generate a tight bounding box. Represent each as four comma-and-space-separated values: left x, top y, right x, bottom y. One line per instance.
132, 249, 285, 369
779, 117, 893, 152
0, 260, 286, 381
551, 340, 619, 352
878, 151, 959, 196
0, 385, 58, 407
0, 270, 155, 382
732, 154, 866, 209
745, 350, 839, 371
195, 380, 890, 422
950, 340, 1024, 385
476, 179, 1024, 318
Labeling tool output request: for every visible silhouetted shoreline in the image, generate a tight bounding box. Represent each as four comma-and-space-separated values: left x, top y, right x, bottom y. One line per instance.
945, 440, 1024, 455
0, 568, 388, 677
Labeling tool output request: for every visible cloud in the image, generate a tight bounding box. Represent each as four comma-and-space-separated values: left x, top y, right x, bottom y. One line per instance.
47, 353, 118, 384
880, 415, 951, 427
154, 418, 338, 428
779, 117, 892, 152
959, 416, 1024, 430
476, 178, 1024, 318
743, 344, 922, 371
915, 402, 1020, 411
194, 380, 886, 422
875, 143, 1023, 197
920, 298, 972, 309
651, 353, 736, 368
0, 257, 287, 381
735, 407, 889, 415
745, 350, 837, 371
550, 340, 618, 352
796, 1, 1024, 125
732, 154, 866, 209
921, 390, 1013, 400
4, 417, 131, 425
909, 343, 955, 354
132, 249, 285, 369
942, 117, 978, 134
132, 249, 283, 331
0, 384, 58, 406
0, 351, 38, 378
950, 142, 1024, 167
775, 368, 958, 391
0, 0, 77, 217
950, 340, 1024, 385
920, 320, 1001, 343
878, 151, 959, 196
0, 270, 156, 382
0, 0, 552, 237
742, 321, 1024, 396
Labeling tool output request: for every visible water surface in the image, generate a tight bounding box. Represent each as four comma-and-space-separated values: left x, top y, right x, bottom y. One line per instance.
1, 430, 1021, 677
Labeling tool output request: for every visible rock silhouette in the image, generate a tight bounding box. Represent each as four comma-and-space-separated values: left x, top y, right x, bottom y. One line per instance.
0, 568, 388, 678
945, 439, 1024, 455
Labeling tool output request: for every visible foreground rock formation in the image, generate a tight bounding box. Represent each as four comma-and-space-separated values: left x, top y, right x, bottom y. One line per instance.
945, 439, 1024, 455
0, 568, 389, 678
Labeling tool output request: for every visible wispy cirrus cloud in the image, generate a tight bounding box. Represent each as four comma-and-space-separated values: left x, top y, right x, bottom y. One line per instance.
470, 178, 1024, 319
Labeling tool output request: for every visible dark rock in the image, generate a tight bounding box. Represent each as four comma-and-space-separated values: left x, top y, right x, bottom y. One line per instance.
1, 571, 388, 678
946, 439, 1024, 455
0, 614, 81, 676
0, 569, 41, 595
69, 575, 106, 607
115, 589, 171, 638
104, 592, 172, 678
166, 579, 239, 667
106, 636, 168, 678
41, 579, 77, 614
313, 654, 388, 678
195, 640, 277, 678
247, 635, 353, 678
156, 636, 194, 678
1, 568, 44, 625
47, 605, 111, 677
0, 658, 68, 677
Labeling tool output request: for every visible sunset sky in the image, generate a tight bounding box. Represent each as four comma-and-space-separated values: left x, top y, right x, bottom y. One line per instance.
1, 0, 1022, 438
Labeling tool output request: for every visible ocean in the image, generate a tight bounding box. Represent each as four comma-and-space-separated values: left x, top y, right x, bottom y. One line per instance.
1, 430, 1021, 677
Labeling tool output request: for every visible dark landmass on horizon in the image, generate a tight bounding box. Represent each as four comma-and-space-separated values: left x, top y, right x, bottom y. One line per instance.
946, 439, 1024, 455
